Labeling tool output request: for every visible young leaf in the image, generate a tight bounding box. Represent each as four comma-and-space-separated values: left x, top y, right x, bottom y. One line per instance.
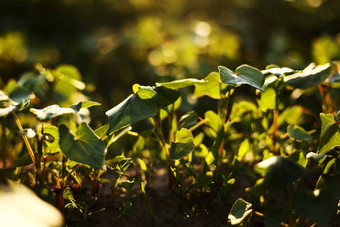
105, 88, 158, 134
287, 125, 312, 141
170, 128, 194, 160
193, 72, 228, 99
284, 63, 333, 89
219, 65, 265, 91
39, 125, 60, 154
59, 123, 106, 170
228, 198, 253, 225
319, 113, 340, 153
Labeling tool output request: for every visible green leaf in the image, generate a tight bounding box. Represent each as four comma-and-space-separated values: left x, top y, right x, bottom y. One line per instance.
156, 78, 205, 89
170, 128, 194, 160
9, 86, 34, 104
59, 123, 106, 169
179, 111, 198, 129
258, 82, 276, 111
219, 65, 265, 91
228, 198, 253, 225
287, 125, 312, 141
262, 65, 295, 77
193, 72, 228, 99
255, 156, 306, 191
40, 125, 60, 154
284, 63, 334, 89
69, 101, 101, 112
30, 104, 75, 121
319, 113, 340, 153
154, 86, 180, 108
105, 88, 158, 134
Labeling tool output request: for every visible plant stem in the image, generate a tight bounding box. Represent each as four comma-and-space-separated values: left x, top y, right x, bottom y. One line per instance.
12, 112, 36, 164
153, 114, 175, 189
59, 155, 67, 211
272, 81, 281, 154
140, 181, 155, 227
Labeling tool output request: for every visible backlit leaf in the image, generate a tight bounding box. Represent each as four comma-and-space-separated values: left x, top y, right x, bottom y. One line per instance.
193, 72, 228, 99
170, 128, 194, 160
319, 113, 340, 153
156, 78, 205, 89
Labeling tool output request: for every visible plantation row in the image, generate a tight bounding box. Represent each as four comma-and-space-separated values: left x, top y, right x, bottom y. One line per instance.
0, 61, 340, 226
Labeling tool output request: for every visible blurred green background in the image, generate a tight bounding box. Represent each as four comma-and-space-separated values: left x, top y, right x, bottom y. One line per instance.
0, 0, 339, 113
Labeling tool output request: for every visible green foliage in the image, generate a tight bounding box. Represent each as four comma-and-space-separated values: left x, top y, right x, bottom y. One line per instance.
228, 198, 253, 225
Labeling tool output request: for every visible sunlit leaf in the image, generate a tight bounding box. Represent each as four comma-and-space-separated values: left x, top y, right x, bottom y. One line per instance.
170, 128, 194, 160
262, 65, 295, 77
193, 72, 228, 99
228, 198, 253, 225
39, 125, 60, 153
319, 113, 340, 153
69, 100, 101, 112
59, 123, 106, 169
287, 125, 312, 141
219, 64, 264, 91
156, 78, 205, 89
284, 63, 334, 89
105, 88, 158, 134
30, 104, 75, 121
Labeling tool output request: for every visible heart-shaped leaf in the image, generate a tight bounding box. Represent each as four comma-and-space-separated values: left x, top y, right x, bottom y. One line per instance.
105, 88, 158, 134
219, 65, 265, 91
170, 128, 194, 160
59, 123, 106, 169
228, 198, 253, 225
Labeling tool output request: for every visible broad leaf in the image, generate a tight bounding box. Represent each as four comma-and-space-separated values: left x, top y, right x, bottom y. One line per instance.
59, 123, 106, 169
219, 65, 264, 91
228, 198, 253, 225
284, 63, 333, 89
156, 78, 205, 89
193, 72, 228, 99
319, 113, 340, 153
0, 100, 29, 117
287, 125, 312, 141
170, 128, 194, 160
105, 88, 158, 134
